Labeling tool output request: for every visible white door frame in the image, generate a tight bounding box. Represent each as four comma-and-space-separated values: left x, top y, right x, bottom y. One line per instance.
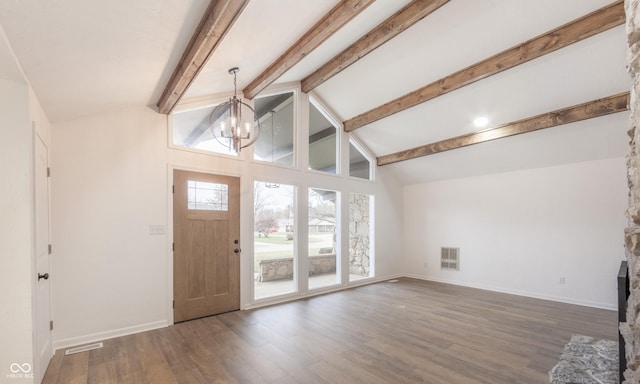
33, 130, 52, 383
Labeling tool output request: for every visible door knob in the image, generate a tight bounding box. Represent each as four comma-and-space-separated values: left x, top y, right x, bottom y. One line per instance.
234, 249, 241, 254
38, 273, 49, 281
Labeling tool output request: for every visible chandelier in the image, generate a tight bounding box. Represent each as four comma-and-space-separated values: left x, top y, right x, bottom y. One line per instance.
210, 67, 260, 153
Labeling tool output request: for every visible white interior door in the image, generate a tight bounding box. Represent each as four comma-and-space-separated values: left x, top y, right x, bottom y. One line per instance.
34, 132, 52, 382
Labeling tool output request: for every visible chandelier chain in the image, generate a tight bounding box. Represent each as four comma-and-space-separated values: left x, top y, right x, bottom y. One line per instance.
233, 71, 237, 96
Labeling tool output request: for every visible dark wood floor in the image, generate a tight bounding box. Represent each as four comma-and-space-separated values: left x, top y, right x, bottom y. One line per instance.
43, 278, 618, 383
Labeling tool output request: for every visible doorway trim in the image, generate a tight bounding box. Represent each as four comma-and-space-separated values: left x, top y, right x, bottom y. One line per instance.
167, 164, 247, 323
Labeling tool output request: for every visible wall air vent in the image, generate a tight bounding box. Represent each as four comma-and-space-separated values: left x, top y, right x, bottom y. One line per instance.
441, 247, 459, 270
65, 342, 104, 355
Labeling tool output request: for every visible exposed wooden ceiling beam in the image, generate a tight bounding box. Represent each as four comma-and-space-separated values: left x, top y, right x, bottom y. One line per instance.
242, 0, 375, 100
157, 0, 249, 115
344, 0, 625, 132
377, 92, 630, 166
301, 0, 450, 94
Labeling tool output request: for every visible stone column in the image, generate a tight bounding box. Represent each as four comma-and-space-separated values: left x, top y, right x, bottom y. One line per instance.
624, 1, 640, 382
348, 193, 370, 276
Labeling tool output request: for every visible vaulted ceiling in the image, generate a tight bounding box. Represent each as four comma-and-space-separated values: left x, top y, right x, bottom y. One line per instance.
0, 0, 629, 184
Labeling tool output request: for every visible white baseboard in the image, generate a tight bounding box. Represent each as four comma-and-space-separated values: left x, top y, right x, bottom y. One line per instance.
404, 274, 616, 311
52, 320, 169, 352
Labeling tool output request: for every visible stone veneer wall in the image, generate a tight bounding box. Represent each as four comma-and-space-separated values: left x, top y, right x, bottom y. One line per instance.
258, 255, 336, 282
349, 193, 371, 276
624, 1, 640, 382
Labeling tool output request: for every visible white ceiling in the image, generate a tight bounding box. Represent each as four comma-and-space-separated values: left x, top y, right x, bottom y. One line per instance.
0, 0, 210, 122
0, 0, 630, 185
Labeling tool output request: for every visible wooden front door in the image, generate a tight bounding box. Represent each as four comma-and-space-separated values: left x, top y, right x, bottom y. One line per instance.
173, 170, 240, 323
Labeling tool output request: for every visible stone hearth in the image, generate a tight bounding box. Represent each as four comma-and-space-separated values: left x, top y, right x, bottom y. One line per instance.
549, 335, 619, 384
626, 0, 640, 382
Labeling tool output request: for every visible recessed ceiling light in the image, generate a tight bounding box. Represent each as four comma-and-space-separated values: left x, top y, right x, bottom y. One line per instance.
473, 116, 489, 128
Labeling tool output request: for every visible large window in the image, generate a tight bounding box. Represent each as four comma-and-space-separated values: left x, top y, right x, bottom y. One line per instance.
253, 181, 296, 300
349, 193, 373, 282
174, 93, 376, 302
308, 101, 338, 174
254, 92, 295, 166
308, 188, 339, 290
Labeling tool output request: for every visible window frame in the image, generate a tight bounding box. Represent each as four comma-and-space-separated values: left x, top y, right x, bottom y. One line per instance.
307, 186, 341, 290
251, 179, 299, 302
169, 95, 251, 160
251, 86, 299, 170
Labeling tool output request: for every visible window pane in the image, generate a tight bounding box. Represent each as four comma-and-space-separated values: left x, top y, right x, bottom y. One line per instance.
187, 180, 228, 211
349, 141, 372, 180
172, 104, 238, 156
253, 92, 294, 166
349, 193, 373, 282
308, 188, 338, 289
309, 102, 337, 174
254, 182, 296, 300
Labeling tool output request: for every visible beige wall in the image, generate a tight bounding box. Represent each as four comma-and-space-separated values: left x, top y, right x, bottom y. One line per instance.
51, 108, 170, 349
0, 25, 52, 383
403, 157, 627, 309
0, 78, 35, 384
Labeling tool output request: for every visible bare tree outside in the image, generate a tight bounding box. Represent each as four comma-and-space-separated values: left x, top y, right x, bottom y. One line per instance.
253, 181, 296, 299
254, 182, 269, 216
308, 189, 336, 224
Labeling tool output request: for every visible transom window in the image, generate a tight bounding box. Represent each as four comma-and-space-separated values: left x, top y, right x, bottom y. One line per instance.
172, 104, 239, 156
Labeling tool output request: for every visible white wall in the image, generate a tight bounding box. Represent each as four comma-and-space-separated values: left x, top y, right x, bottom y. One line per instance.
51, 108, 170, 349
0, 78, 35, 384
0, 22, 52, 382
403, 157, 627, 309
50, 104, 404, 349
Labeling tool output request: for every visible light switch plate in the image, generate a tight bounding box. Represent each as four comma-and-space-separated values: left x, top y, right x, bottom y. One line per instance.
149, 225, 166, 235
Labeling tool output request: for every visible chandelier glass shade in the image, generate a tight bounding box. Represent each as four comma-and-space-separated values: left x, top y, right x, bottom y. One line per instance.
209, 67, 260, 153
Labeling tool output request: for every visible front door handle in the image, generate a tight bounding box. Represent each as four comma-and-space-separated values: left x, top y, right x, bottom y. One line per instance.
38, 273, 49, 281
